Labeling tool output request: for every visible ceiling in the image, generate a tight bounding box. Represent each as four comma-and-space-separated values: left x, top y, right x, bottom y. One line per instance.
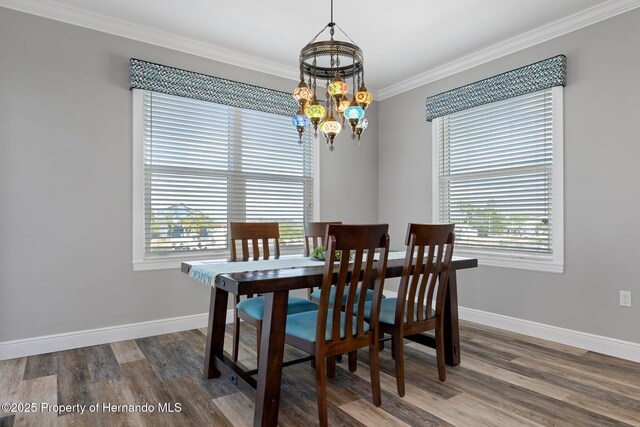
5, 0, 638, 97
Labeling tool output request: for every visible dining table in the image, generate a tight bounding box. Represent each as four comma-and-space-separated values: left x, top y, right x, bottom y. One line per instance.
182, 251, 478, 427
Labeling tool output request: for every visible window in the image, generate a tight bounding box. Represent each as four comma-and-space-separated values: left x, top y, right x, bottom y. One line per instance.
433, 87, 563, 272
133, 90, 318, 270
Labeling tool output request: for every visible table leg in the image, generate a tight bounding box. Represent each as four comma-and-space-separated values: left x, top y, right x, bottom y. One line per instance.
443, 270, 461, 366
204, 286, 229, 379
254, 290, 289, 427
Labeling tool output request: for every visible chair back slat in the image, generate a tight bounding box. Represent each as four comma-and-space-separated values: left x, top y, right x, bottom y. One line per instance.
405, 244, 425, 324
317, 224, 389, 346
416, 245, 435, 322
241, 240, 250, 261
331, 254, 351, 342
229, 222, 280, 261
304, 221, 342, 256
397, 224, 455, 325
425, 244, 445, 319
356, 249, 376, 335
343, 248, 364, 339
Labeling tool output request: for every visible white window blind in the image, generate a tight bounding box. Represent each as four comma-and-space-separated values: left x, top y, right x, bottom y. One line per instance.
141, 91, 314, 259
435, 88, 563, 269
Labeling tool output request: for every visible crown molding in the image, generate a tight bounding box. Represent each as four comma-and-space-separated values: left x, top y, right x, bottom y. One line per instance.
0, 0, 300, 82
1, 0, 638, 101
377, 0, 640, 100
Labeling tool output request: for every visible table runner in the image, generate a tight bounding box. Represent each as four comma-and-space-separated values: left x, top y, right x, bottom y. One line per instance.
189, 251, 407, 286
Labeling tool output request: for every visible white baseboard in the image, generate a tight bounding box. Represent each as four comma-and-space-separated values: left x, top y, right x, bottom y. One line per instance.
458, 306, 640, 363
383, 290, 640, 362
4, 302, 638, 364
0, 309, 235, 361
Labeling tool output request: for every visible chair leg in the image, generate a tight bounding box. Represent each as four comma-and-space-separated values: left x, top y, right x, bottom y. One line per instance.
368, 340, 382, 407
315, 354, 328, 427
232, 306, 240, 362
379, 333, 385, 351
393, 334, 405, 396
327, 356, 336, 379
436, 326, 446, 382
255, 320, 262, 364
348, 351, 357, 372
391, 338, 396, 360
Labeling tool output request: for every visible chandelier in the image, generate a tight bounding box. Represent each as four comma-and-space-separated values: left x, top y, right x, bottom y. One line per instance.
291, 0, 373, 151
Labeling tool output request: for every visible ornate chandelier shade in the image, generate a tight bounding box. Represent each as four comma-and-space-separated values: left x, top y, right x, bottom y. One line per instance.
291, 0, 373, 151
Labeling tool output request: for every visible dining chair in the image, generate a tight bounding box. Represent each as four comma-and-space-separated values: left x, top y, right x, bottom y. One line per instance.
306, 221, 381, 307
285, 224, 390, 427
304, 221, 341, 299
230, 222, 318, 363
364, 223, 455, 396
303, 221, 342, 257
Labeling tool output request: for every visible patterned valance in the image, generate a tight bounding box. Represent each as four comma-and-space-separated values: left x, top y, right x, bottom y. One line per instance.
425, 55, 566, 122
130, 59, 298, 117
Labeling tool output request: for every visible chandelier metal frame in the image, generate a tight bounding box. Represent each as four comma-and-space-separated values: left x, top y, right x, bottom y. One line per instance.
291, 0, 372, 151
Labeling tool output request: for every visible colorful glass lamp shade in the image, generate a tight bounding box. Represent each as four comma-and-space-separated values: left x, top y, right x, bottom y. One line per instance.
293, 80, 314, 108
304, 100, 326, 137
320, 112, 342, 151
337, 99, 351, 115
292, 109, 311, 143
355, 117, 368, 140
344, 101, 365, 138
327, 75, 349, 105
355, 83, 373, 109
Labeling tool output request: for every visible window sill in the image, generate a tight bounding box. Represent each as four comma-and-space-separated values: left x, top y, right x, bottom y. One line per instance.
133, 254, 227, 271
456, 249, 564, 274
133, 247, 308, 272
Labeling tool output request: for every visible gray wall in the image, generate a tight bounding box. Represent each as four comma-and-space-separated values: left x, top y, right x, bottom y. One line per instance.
0, 8, 378, 342
379, 9, 640, 343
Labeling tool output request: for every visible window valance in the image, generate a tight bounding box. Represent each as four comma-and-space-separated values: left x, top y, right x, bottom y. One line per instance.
129, 58, 298, 116
425, 54, 566, 122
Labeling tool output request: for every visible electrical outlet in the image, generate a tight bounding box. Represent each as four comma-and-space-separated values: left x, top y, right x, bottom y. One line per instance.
620, 290, 632, 307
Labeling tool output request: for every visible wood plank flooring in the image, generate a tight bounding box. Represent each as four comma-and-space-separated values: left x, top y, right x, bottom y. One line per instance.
1, 320, 639, 426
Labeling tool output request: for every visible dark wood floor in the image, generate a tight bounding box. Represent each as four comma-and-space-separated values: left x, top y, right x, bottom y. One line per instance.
1, 321, 639, 426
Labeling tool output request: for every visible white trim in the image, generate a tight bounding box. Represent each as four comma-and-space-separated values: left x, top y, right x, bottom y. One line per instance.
458, 306, 640, 363
132, 89, 145, 269
456, 250, 564, 273
551, 86, 565, 271
1, 0, 638, 99
381, 289, 640, 363
377, 0, 640, 100
0, 0, 299, 82
431, 119, 440, 223
0, 310, 233, 361
313, 133, 321, 221
133, 253, 226, 271
431, 88, 564, 273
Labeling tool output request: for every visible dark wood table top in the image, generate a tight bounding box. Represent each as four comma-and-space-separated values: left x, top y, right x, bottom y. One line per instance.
182, 255, 478, 295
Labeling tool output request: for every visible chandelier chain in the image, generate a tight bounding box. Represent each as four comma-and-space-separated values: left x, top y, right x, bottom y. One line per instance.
333, 23, 358, 46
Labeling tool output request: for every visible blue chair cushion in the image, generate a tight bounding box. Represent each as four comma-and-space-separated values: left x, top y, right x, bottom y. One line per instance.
363, 298, 430, 324
236, 296, 318, 321
286, 309, 369, 343
310, 286, 385, 305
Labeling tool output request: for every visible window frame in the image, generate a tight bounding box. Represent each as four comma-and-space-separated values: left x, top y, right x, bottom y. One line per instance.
132, 89, 320, 271
431, 86, 564, 273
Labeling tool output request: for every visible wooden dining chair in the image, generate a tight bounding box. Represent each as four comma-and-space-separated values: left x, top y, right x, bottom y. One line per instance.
230, 222, 318, 363
306, 221, 381, 307
304, 221, 341, 299
285, 224, 390, 427
364, 223, 455, 396
304, 221, 342, 257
